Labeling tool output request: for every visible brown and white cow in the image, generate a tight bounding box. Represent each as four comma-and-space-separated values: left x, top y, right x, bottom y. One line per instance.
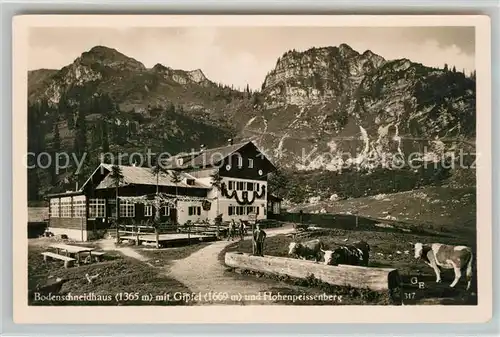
288, 239, 325, 262
414, 242, 474, 290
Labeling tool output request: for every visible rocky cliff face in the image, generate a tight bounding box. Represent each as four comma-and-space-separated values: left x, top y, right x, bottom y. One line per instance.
261, 44, 385, 108
30, 46, 145, 104
243, 45, 475, 173
27, 44, 476, 197
152, 64, 210, 86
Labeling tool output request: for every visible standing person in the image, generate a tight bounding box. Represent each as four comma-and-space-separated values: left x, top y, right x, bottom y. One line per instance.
253, 224, 267, 256
214, 213, 223, 240
227, 220, 235, 241
239, 220, 246, 241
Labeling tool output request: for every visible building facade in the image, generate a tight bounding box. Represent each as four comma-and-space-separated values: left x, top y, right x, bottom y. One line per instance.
46, 141, 277, 241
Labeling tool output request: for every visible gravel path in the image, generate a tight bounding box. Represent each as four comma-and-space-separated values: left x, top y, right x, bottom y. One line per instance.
96, 227, 295, 305
168, 226, 295, 305
98, 238, 150, 262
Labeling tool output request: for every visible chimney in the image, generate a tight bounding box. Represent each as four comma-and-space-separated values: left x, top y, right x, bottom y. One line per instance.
228, 138, 233, 145
200, 144, 205, 152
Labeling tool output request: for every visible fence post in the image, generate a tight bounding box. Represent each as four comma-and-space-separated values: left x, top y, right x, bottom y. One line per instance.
251, 221, 255, 255
155, 226, 159, 249
116, 223, 120, 244
135, 224, 140, 246
188, 223, 191, 245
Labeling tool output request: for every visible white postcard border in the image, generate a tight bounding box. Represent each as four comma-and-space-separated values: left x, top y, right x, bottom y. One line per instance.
11, 14, 492, 324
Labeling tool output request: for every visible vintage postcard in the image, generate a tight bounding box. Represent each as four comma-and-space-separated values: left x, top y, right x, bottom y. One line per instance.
12, 15, 491, 324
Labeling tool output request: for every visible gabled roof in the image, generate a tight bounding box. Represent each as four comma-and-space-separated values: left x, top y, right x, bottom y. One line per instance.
80, 163, 210, 191
163, 141, 274, 170
46, 190, 85, 198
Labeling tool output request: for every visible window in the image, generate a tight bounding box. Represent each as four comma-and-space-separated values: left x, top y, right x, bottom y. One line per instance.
248, 159, 254, 168
228, 206, 245, 216
60, 198, 72, 218
188, 206, 201, 216
161, 206, 170, 216
73, 199, 86, 218
144, 205, 153, 217
50, 198, 60, 217
237, 156, 243, 168
119, 200, 135, 218
247, 182, 254, 191
108, 199, 117, 218
89, 199, 106, 218
228, 181, 234, 190
236, 181, 244, 191
227, 205, 259, 217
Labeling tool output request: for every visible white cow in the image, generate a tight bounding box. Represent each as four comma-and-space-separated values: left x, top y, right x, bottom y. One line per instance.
414, 242, 474, 290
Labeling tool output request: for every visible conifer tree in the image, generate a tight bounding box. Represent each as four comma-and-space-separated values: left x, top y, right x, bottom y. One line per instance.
50, 122, 61, 186
110, 164, 124, 221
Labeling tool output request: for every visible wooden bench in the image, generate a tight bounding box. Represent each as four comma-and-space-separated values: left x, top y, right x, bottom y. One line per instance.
41, 252, 76, 268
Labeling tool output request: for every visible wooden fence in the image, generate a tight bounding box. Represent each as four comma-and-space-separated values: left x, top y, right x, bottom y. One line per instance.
112, 222, 220, 248
109, 216, 282, 248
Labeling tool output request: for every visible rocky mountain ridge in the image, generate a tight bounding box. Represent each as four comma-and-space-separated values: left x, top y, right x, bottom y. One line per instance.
242, 45, 475, 174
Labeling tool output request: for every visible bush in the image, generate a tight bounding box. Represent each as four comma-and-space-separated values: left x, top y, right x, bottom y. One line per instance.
274, 164, 467, 203
87, 230, 107, 241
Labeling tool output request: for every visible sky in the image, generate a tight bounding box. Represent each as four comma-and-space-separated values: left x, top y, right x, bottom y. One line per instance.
29, 26, 475, 91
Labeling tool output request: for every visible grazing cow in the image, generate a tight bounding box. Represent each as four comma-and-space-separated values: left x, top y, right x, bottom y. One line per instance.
288, 239, 325, 262
322, 240, 370, 266
414, 242, 474, 290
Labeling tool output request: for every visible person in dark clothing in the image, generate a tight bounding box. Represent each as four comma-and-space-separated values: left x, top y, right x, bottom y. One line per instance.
214, 213, 223, 239
253, 224, 267, 256
239, 220, 246, 241
227, 220, 235, 241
